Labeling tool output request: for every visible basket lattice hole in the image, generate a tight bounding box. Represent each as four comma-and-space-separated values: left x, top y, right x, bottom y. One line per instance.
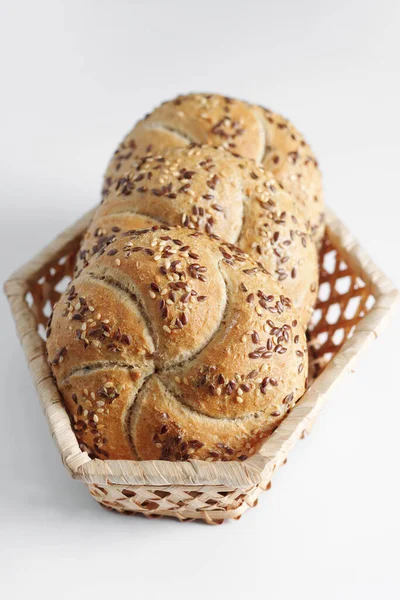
365, 294, 375, 311
323, 250, 336, 274
326, 303, 341, 325
187, 491, 202, 499
38, 323, 46, 341
141, 501, 159, 511
43, 299, 53, 318
316, 331, 329, 346
26, 291, 34, 307
153, 490, 171, 499
318, 281, 331, 302
332, 328, 345, 346
121, 489, 136, 498
335, 275, 351, 295
55, 275, 72, 295
339, 260, 348, 271
344, 296, 361, 320
309, 307, 322, 328
355, 277, 366, 289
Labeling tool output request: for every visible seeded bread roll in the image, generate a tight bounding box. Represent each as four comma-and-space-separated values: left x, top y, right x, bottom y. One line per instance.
47, 227, 308, 461
103, 93, 324, 242
78, 146, 318, 326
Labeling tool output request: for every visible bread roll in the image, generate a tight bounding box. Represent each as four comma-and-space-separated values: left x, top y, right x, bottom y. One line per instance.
47, 227, 308, 461
103, 93, 324, 242
78, 146, 318, 326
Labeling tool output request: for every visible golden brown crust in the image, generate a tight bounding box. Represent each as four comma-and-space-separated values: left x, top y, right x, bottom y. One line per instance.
131, 375, 290, 461
47, 276, 155, 381
61, 367, 142, 460
254, 106, 324, 241
103, 93, 324, 241
158, 256, 306, 420
48, 227, 307, 461
77, 213, 158, 271
79, 146, 318, 325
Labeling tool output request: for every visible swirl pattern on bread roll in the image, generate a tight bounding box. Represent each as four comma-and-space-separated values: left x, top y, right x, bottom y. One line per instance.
78, 146, 318, 326
48, 228, 307, 461
103, 93, 324, 242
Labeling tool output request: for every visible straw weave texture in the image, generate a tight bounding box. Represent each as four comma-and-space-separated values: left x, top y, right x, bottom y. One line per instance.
4, 207, 398, 523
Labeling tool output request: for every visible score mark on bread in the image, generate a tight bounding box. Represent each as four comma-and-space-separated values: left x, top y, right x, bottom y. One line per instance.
78, 145, 319, 326
48, 228, 308, 461
103, 93, 324, 242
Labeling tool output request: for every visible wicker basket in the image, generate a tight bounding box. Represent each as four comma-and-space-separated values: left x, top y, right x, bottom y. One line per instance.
4, 207, 398, 524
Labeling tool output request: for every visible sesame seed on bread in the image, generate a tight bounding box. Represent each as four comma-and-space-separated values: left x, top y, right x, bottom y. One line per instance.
48, 227, 307, 461
78, 145, 318, 326
103, 93, 324, 242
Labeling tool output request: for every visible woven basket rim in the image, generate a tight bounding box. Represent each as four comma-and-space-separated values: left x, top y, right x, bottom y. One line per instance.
4, 207, 399, 488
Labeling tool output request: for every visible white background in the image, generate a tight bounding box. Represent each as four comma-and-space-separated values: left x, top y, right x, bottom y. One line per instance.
1, 1, 399, 598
